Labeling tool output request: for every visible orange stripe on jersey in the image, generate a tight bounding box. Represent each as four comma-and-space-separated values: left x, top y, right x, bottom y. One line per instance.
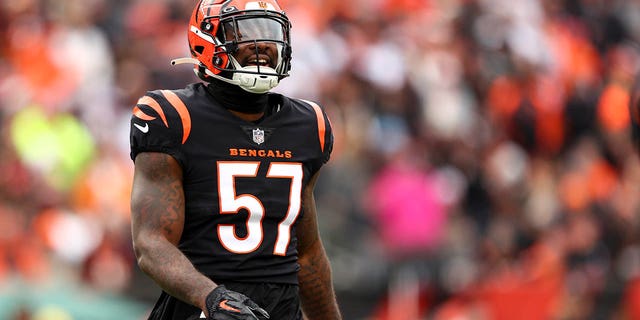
303, 100, 326, 153
136, 96, 168, 127
161, 90, 192, 144
132, 106, 156, 121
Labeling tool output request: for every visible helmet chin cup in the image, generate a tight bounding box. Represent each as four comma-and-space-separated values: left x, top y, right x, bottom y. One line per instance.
233, 65, 279, 94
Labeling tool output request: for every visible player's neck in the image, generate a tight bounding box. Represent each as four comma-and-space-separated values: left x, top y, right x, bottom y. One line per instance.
228, 110, 265, 122
206, 80, 268, 116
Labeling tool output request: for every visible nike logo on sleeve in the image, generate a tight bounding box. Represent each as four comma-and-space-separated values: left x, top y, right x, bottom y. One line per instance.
134, 122, 149, 133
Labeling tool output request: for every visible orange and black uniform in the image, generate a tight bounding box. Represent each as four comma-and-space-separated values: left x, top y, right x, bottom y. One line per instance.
129, 82, 333, 319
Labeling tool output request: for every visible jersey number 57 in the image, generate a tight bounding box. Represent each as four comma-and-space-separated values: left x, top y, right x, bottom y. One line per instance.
217, 161, 302, 256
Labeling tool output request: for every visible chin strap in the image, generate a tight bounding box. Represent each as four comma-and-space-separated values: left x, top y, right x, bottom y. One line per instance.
170, 57, 279, 94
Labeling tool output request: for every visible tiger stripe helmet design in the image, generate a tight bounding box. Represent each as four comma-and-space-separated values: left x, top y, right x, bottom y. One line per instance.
174, 0, 292, 94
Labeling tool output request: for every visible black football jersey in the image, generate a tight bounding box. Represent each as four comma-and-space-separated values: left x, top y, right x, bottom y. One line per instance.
130, 82, 333, 284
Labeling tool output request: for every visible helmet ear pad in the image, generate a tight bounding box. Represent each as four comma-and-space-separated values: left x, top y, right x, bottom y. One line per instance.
212, 49, 230, 71
187, 8, 230, 77
190, 42, 227, 78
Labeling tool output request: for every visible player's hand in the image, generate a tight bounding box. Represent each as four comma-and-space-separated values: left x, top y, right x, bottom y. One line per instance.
205, 285, 270, 320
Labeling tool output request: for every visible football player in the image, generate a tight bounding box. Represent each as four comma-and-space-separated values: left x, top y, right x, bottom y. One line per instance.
129, 1, 342, 319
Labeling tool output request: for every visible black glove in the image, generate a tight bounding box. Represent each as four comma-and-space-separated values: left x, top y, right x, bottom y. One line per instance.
205, 285, 270, 320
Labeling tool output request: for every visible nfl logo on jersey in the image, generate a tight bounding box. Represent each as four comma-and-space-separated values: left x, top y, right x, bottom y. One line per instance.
253, 128, 265, 145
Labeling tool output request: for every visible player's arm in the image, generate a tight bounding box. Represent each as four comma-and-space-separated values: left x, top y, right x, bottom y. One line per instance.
297, 170, 342, 320
130, 152, 216, 315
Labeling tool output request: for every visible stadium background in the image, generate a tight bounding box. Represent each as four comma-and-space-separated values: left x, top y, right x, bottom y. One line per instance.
2, 0, 640, 319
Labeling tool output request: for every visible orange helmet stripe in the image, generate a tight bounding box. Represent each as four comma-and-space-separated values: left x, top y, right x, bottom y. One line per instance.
161, 90, 192, 144
136, 96, 168, 127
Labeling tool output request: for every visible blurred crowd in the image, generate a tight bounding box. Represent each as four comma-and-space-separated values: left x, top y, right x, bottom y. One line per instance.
2, 0, 640, 319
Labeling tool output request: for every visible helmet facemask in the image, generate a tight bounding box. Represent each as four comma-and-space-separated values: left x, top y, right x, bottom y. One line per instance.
212, 13, 292, 93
